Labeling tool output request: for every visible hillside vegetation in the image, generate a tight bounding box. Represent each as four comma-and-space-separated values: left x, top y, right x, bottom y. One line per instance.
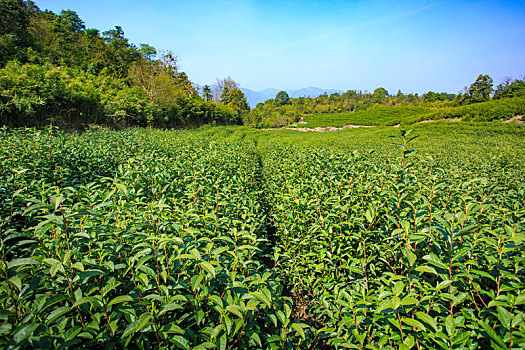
0, 0, 249, 129
1, 1, 524, 130
292, 106, 433, 128
248, 76, 525, 128
291, 97, 525, 128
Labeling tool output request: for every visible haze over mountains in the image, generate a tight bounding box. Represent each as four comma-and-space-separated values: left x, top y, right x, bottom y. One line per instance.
240, 87, 343, 107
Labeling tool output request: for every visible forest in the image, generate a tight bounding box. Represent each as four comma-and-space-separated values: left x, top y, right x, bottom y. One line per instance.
0, 0, 250, 129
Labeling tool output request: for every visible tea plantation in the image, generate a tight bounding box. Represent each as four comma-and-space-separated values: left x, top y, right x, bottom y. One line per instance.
1, 124, 524, 349
294, 97, 525, 128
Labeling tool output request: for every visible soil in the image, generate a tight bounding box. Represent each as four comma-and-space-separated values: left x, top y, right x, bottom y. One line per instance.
270, 115, 377, 132
287, 125, 376, 132
418, 118, 461, 123
296, 116, 308, 124
503, 115, 523, 123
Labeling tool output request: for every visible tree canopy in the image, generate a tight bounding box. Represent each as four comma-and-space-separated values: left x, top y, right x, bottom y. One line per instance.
0, 0, 248, 129
468, 74, 494, 103
275, 91, 290, 106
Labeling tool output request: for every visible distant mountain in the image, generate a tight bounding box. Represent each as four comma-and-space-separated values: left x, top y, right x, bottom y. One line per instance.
195, 84, 343, 108
240, 87, 343, 108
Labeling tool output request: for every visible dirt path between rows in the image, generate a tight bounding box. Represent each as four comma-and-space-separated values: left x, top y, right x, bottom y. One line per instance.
262, 116, 377, 132
286, 125, 376, 132
503, 115, 523, 123
262, 115, 524, 132
419, 118, 462, 123
262, 124, 376, 132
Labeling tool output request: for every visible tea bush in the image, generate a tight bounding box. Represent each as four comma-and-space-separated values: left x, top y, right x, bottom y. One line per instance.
0, 128, 307, 349
423, 97, 525, 122
295, 106, 432, 128
1, 125, 524, 349
262, 130, 525, 348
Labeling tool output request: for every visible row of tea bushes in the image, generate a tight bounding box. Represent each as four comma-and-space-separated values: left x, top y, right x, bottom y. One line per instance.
262, 131, 525, 349
0, 128, 307, 349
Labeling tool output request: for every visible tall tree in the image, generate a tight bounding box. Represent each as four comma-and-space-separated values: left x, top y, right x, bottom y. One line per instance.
372, 87, 389, 104
214, 76, 238, 101
129, 52, 194, 107
102, 25, 141, 75
202, 85, 212, 102
467, 74, 493, 103
227, 88, 249, 111
128, 58, 166, 101
226, 88, 250, 123
494, 77, 525, 99
0, 0, 31, 65
275, 91, 290, 106
51, 10, 86, 66
138, 43, 156, 60
396, 89, 404, 104
174, 72, 197, 96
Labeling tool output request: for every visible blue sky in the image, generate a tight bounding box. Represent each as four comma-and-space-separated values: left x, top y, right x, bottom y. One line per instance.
37, 0, 525, 94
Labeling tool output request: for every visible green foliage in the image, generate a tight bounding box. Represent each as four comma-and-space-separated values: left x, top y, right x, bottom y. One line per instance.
0, 62, 240, 129
226, 89, 250, 119
372, 87, 389, 104
494, 78, 525, 100
260, 127, 525, 348
202, 85, 212, 102
1, 124, 525, 348
275, 91, 290, 106
424, 91, 455, 103
283, 98, 525, 128
0, 128, 309, 349
246, 102, 302, 128
249, 87, 459, 128
466, 74, 494, 104
0, 2, 244, 130
0, 0, 31, 66
295, 106, 433, 128
0, 61, 147, 128
424, 97, 525, 122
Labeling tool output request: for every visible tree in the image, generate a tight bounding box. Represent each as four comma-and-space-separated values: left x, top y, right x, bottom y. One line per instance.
0, 0, 31, 65
396, 90, 404, 104
275, 90, 290, 106
173, 72, 197, 96
214, 76, 238, 101
138, 44, 156, 60
56, 10, 85, 33
129, 58, 165, 101
467, 74, 493, 103
226, 88, 250, 123
51, 10, 86, 66
342, 90, 357, 100
202, 85, 212, 102
372, 87, 388, 104
129, 52, 192, 107
102, 26, 141, 75
494, 77, 525, 99
228, 89, 249, 111
159, 51, 177, 75
424, 91, 438, 103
